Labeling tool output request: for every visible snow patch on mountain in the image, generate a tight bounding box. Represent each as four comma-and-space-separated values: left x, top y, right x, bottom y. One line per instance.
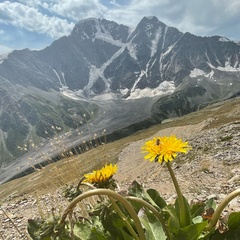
101, 44, 128, 69
159, 44, 174, 73
127, 81, 175, 99
205, 70, 214, 78
60, 80, 175, 101
61, 72, 67, 85
94, 21, 124, 47
131, 71, 145, 91
208, 62, 240, 72
93, 92, 119, 100
61, 88, 81, 100
0, 51, 11, 64
190, 68, 206, 77
217, 61, 240, 71
219, 37, 231, 42
190, 68, 218, 79
127, 43, 138, 60
53, 69, 63, 86
85, 65, 110, 92
150, 27, 161, 57
161, 26, 168, 50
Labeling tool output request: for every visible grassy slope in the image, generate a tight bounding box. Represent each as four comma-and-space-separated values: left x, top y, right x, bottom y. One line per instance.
0, 96, 240, 200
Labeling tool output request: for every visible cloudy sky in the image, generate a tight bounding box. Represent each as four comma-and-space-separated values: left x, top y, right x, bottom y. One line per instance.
0, 0, 240, 54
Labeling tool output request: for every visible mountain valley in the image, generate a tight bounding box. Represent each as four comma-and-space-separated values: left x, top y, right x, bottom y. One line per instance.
0, 16, 240, 183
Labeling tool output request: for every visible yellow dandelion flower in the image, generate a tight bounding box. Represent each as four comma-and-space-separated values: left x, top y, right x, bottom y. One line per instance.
84, 163, 118, 187
141, 135, 191, 164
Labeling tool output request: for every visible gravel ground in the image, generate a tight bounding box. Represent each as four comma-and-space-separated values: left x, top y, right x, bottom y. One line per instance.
1, 119, 240, 239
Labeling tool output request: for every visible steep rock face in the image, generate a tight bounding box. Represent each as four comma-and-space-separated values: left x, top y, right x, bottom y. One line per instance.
1, 16, 240, 96
0, 16, 240, 174
163, 33, 240, 85
151, 74, 240, 122
0, 50, 59, 91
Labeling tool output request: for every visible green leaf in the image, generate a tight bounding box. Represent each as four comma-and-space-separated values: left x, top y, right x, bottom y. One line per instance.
128, 181, 166, 211
128, 181, 145, 199
173, 221, 208, 240
163, 205, 180, 234
205, 198, 216, 210
209, 225, 240, 240
175, 195, 192, 227
146, 189, 167, 209
73, 222, 94, 239
190, 201, 205, 218
228, 212, 240, 230
119, 228, 135, 240
192, 216, 204, 224
73, 219, 111, 240
97, 208, 135, 240
27, 219, 53, 240
27, 219, 44, 240
140, 209, 167, 240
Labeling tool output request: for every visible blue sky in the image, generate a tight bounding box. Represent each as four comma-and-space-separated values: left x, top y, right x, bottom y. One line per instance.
0, 0, 240, 54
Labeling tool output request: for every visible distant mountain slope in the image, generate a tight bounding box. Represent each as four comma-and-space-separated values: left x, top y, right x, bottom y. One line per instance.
0, 16, 240, 173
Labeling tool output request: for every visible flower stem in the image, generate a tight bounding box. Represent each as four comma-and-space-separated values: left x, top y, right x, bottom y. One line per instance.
206, 188, 240, 231
127, 196, 173, 240
166, 161, 187, 227
60, 189, 146, 240
0, 206, 24, 238
76, 176, 85, 190
110, 197, 140, 240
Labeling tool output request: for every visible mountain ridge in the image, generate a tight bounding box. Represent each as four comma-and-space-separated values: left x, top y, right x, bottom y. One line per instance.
0, 16, 240, 182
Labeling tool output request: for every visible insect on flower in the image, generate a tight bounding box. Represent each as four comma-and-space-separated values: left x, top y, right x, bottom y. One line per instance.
142, 135, 192, 164
154, 139, 161, 162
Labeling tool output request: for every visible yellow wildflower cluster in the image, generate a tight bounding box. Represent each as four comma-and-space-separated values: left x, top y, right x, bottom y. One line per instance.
141, 135, 191, 164
84, 163, 118, 187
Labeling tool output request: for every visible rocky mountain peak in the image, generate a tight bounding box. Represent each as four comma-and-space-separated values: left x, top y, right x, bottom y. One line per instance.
0, 16, 240, 179
71, 18, 129, 43
128, 16, 166, 42
137, 16, 166, 29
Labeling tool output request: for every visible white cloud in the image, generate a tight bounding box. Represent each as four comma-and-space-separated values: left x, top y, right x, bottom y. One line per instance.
0, 1, 74, 38
176, 0, 240, 38
50, 0, 108, 21
0, 0, 240, 51
0, 44, 12, 54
